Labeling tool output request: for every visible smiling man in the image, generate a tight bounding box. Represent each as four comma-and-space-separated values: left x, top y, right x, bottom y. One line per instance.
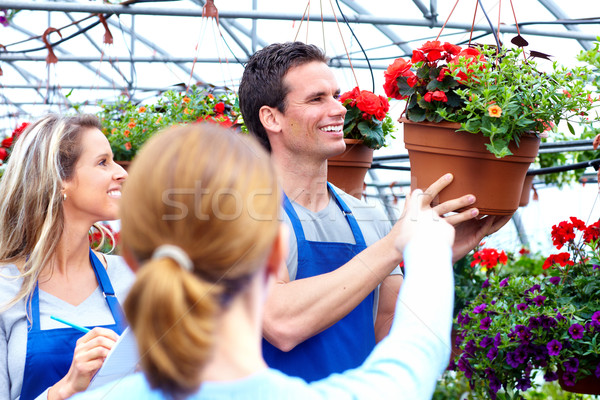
238, 41, 508, 382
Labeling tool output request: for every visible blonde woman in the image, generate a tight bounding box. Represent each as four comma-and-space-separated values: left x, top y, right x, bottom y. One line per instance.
73, 123, 455, 400
0, 115, 134, 400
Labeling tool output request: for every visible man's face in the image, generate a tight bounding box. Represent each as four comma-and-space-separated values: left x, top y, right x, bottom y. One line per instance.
277, 61, 347, 160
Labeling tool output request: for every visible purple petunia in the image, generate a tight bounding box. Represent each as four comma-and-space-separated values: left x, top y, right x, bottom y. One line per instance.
514, 345, 529, 364
506, 351, 521, 368
465, 340, 476, 356
564, 357, 579, 373
595, 363, 600, 379
516, 377, 532, 392
532, 295, 547, 306
541, 315, 557, 329
562, 371, 576, 387
517, 303, 528, 311
494, 332, 502, 347
480, 336, 493, 348
473, 303, 487, 314
544, 370, 558, 382
547, 339, 562, 356
528, 316, 541, 329
549, 276, 561, 285
568, 323, 584, 339
594, 264, 600, 270
527, 284, 541, 293
482, 278, 490, 289
487, 346, 498, 360
500, 278, 509, 287
592, 311, 600, 328
556, 312, 566, 322
480, 317, 492, 330
458, 355, 473, 379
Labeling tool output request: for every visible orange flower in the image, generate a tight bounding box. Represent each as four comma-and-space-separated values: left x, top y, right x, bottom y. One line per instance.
127, 121, 136, 128
156, 116, 162, 124
183, 108, 190, 115
125, 142, 132, 151
563, 89, 572, 98
123, 130, 130, 137
488, 104, 502, 118
182, 97, 191, 104
111, 128, 117, 134
138, 106, 146, 113
207, 94, 214, 99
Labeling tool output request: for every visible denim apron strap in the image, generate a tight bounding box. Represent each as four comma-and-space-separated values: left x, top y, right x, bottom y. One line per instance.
263, 186, 376, 382
20, 249, 126, 400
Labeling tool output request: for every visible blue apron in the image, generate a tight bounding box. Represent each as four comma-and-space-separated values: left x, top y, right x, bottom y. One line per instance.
263, 183, 376, 382
20, 249, 126, 400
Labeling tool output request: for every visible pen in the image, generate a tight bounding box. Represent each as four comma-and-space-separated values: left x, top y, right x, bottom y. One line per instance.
50, 315, 91, 333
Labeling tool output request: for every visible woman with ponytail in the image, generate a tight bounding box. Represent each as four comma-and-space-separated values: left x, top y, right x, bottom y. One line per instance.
0, 115, 134, 400
74, 123, 456, 400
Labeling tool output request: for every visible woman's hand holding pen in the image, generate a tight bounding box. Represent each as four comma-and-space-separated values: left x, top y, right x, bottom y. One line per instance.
48, 328, 119, 400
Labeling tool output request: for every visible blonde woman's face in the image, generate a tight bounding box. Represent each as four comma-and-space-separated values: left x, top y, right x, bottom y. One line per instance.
62, 128, 127, 224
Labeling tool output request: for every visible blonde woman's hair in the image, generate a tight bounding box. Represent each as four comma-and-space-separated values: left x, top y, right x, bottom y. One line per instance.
0, 114, 103, 311
121, 123, 281, 397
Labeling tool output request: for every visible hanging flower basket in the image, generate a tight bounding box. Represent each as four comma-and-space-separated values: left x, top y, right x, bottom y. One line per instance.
402, 118, 540, 216
327, 139, 373, 200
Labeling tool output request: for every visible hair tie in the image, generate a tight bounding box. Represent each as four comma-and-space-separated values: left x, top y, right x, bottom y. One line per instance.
152, 244, 194, 272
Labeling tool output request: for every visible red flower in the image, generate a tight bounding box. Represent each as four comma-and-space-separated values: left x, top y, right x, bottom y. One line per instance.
471, 248, 508, 269
437, 67, 450, 82
2, 137, 12, 148
124, 142, 132, 151
12, 122, 30, 139
419, 40, 445, 62
431, 90, 448, 102
570, 217, 586, 230
383, 58, 415, 100
443, 42, 462, 56
424, 91, 448, 103
355, 90, 389, 121
584, 221, 600, 243
518, 248, 530, 255
448, 47, 485, 84
411, 49, 427, 63
340, 87, 361, 105
0, 148, 7, 161
214, 102, 225, 114
551, 220, 577, 249
543, 252, 574, 270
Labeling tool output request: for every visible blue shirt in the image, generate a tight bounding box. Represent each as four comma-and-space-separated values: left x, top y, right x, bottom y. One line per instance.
72, 241, 453, 400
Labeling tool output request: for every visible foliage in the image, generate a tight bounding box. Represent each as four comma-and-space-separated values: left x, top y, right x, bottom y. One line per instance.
98, 86, 241, 161
451, 217, 600, 399
384, 41, 595, 158
338, 86, 395, 149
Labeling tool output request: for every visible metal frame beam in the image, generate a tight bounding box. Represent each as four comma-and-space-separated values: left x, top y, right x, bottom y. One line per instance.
3, 1, 597, 42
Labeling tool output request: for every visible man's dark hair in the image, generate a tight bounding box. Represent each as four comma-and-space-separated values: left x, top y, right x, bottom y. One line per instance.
239, 42, 327, 152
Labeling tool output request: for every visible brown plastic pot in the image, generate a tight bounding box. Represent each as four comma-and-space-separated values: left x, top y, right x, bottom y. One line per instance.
559, 372, 600, 395
327, 139, 374, 200
402, 119, 540, 216
519, 175, 535, 207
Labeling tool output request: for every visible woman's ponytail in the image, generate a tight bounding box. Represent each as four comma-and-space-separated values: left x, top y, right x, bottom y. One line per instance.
124, 258, 220, 397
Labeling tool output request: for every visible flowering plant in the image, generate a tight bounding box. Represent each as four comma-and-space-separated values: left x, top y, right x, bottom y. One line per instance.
98, 86, 241, 161
338, 86, 395, 150
384, 41, 595, 158
0, 122, 29, 164
451, 217, 600, 398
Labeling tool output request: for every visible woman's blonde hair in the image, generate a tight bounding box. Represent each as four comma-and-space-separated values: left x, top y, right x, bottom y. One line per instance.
0, 114, 107, 311
121, 123, 281, 397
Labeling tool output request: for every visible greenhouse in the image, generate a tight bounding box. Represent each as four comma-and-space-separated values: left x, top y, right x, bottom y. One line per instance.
1, 0, 600, 399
